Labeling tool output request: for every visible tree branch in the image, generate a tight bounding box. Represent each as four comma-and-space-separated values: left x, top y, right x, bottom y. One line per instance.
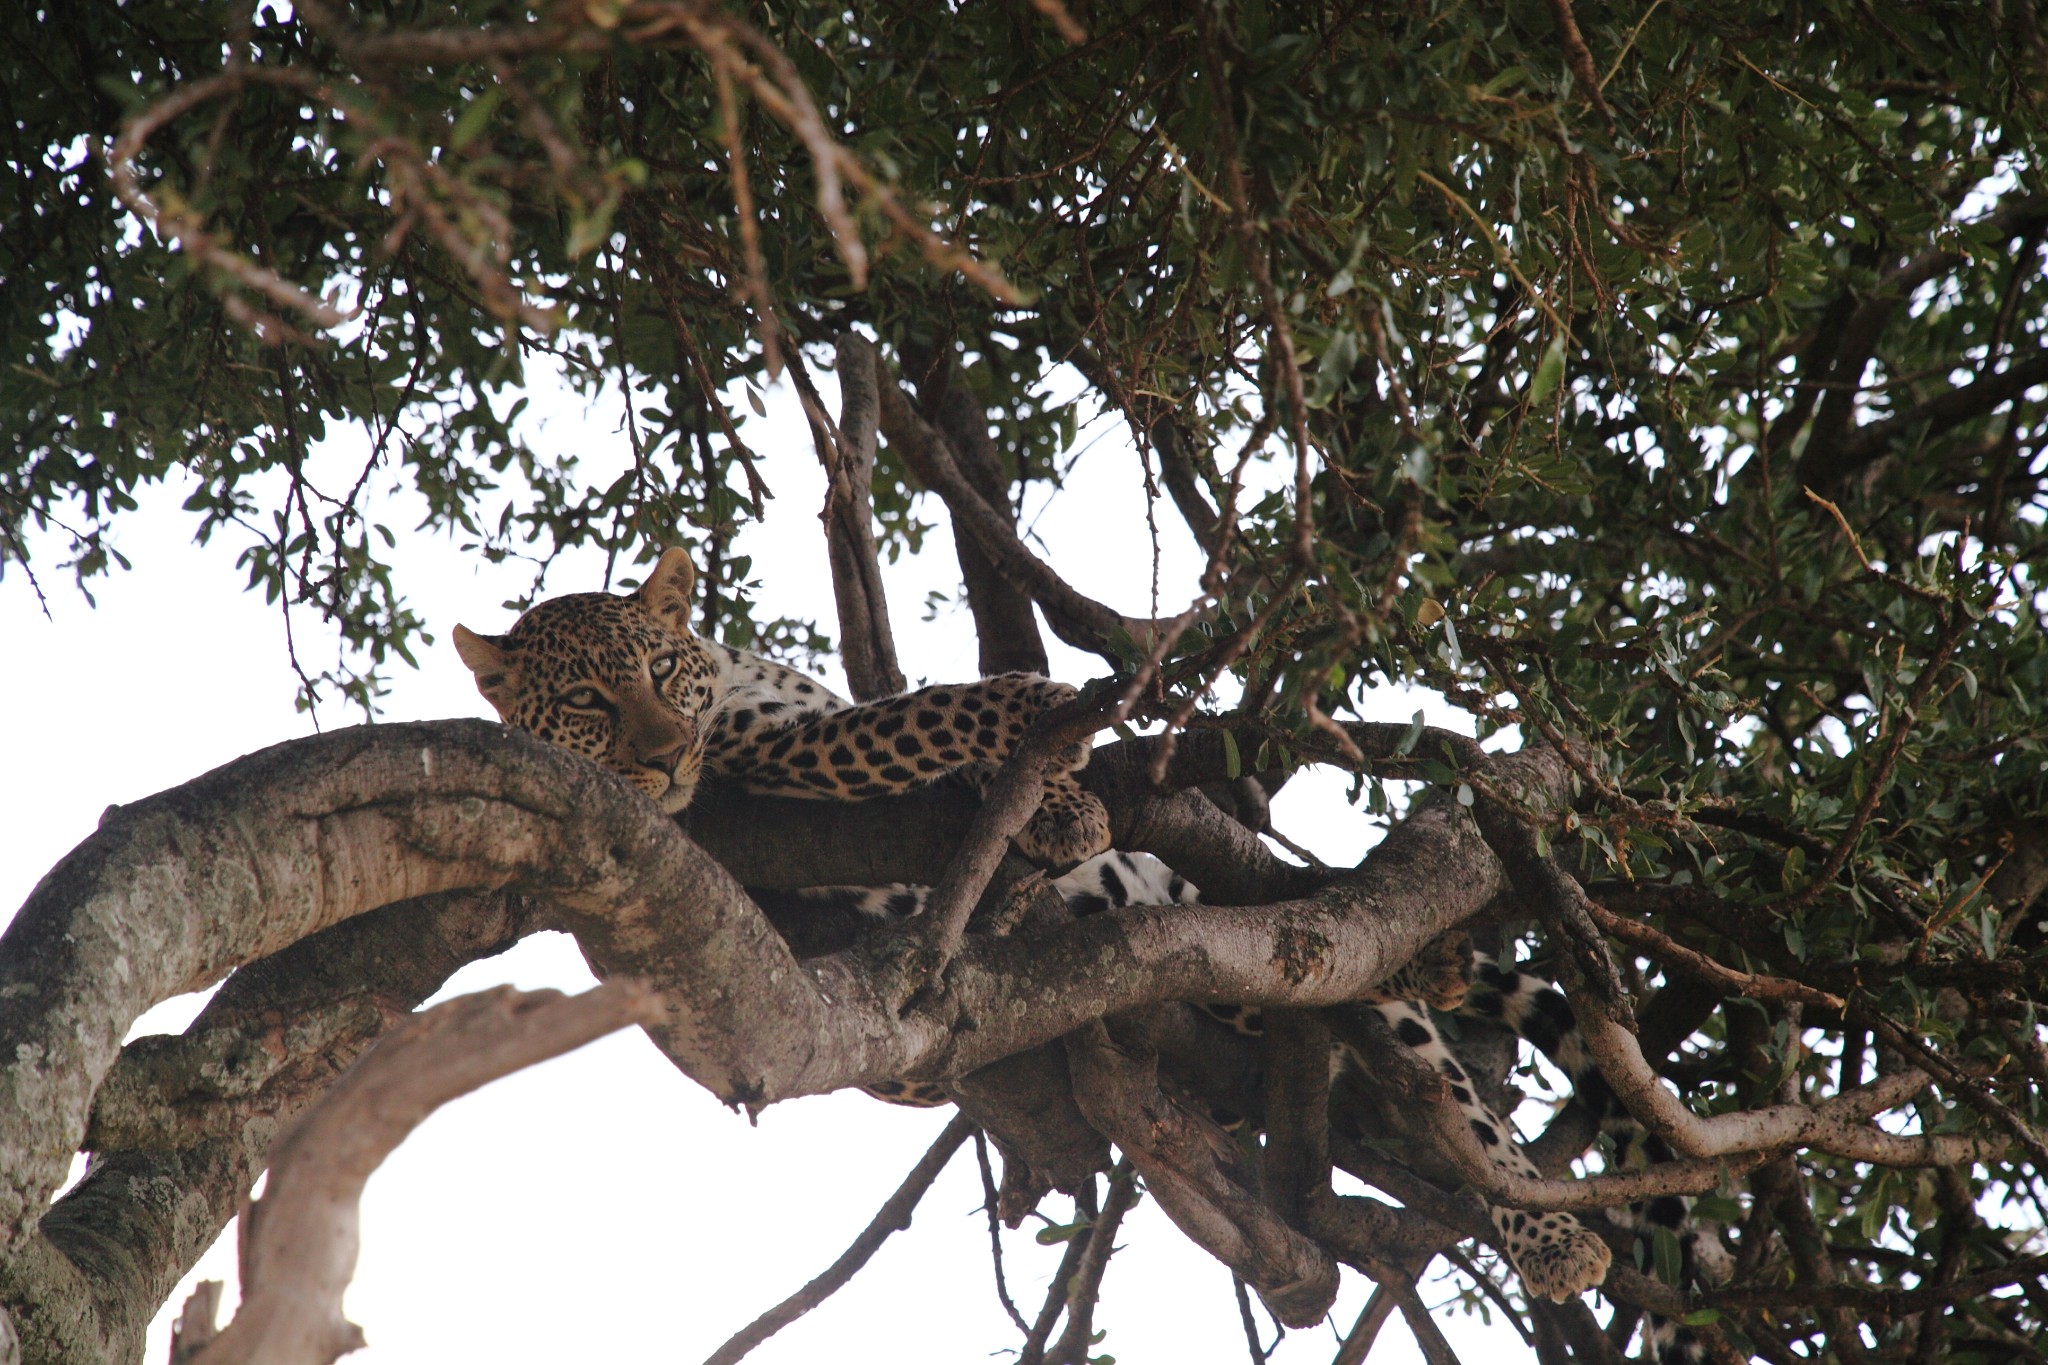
875, 367, 1189, 659
813, 334, 907, 701
905, 347, 1052, 676
1813, 347, 2048, 485
1041, 1158, 1139, 1365
1065, 1021, 1340, 1327
703, 1112, 975, 1365
188, 982, 661, 1365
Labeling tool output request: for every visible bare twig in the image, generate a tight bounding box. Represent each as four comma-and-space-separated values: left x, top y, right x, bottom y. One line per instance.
974, 1131, 1034, 1335
704, 1112, 976, 1365
1043, 1159, 1140, 1365
1233, 1274, 1283, 1362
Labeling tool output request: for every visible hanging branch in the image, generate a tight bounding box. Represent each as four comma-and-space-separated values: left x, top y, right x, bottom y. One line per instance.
703, 1113, 976, 1365
1064, 1021, 1341, 1328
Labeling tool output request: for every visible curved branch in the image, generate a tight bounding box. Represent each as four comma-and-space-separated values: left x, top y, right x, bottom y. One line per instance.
875, 370, 1190, 659
1557, 977, 2011, 1165
190, 982, 660, 1365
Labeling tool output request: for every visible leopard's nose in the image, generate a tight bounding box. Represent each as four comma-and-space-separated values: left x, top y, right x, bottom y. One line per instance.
640, 740, 688, 775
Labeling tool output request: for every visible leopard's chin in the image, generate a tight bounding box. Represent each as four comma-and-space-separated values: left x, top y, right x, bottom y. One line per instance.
657, 772, 700, 813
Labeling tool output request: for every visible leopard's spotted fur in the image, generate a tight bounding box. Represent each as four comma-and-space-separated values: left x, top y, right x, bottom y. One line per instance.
453, 548, 1111, 866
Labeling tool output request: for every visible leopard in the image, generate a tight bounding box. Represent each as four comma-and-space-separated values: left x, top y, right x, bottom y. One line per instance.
451, 553, 1648, 1324
452, 547, 1111, 868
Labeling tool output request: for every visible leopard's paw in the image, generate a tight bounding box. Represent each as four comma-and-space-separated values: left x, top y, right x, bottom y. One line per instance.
1407, 930, 1476, 1011
1499, 1210, 1613, 1304
861, 1078, 954, 1108
1015, 781, 1112, 868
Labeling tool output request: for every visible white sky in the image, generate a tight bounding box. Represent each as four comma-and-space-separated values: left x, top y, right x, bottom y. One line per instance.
0, 361, 1535, 1364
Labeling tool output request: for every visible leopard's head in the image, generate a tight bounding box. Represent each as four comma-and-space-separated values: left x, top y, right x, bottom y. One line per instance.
453, 548, 725, 812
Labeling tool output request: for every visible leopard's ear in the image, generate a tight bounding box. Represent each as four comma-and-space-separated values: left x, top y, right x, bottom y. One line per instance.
633, 547, 698, 634
452, 625, 519, 716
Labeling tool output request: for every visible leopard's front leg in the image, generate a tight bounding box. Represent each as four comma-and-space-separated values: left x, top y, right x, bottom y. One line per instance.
708, 676, 1106, 866
954, 766, 1111, 867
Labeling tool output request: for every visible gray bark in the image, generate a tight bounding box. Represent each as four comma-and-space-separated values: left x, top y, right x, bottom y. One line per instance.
0, 719, 1565, 1363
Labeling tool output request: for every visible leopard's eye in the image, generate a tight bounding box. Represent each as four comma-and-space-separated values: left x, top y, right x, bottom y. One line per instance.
650, 654, 679, 681
560, 686, 606, 710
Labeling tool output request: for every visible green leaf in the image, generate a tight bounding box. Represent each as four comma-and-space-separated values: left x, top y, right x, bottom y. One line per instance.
1397, 710, 1427, 757
1221, 728, 1243, 780
450, 87, 506, 150
1527, 333, 1567, 407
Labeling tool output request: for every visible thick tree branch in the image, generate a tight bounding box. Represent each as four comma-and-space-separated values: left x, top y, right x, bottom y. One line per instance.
1810, 347, 2048, 486
904, 347, 1052, 676
188, 982, 660, 1365
814, 335, 907, 701
0, 722, 1579, 1360
1258, 1010, 1330, 1230
7, 886, 538, 1365
951, 1044, 1110, 1215
0, 719, 1546, 1234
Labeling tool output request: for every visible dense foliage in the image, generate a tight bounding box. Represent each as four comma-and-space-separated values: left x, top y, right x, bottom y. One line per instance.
8, 1, 2048, 1360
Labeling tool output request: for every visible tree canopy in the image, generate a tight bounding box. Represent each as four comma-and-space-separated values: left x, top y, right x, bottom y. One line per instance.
6, 1, 2048, 1363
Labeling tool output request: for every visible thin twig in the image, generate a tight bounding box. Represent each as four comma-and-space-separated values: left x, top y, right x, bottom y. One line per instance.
1382, 1273, 1467, 1365
1585, 902, 1846, 1011
1544, 0, 1616, 129
703, 1113, 976, 1365
713, 63, 783, 376
974, 1132, 1033, 1336
1233, 1274, 1283, 1362
1044, 1158, 1140, 1365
